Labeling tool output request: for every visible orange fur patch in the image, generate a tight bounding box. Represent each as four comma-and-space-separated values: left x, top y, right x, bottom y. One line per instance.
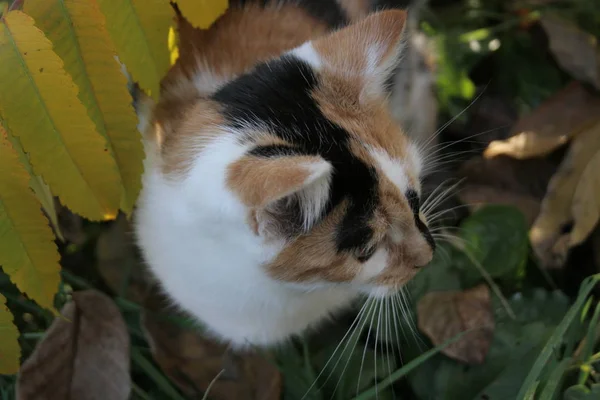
227, 155, 324, 207
162, 2, 330, 96
312, 9, 407, 77
157, 99, 224, 176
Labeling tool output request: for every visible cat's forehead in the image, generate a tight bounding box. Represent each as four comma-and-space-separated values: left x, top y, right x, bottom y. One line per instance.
211, 54, 421, 250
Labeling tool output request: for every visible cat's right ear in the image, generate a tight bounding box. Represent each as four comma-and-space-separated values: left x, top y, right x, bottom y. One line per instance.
291, 9, 407, 100
226, 153, 332, 236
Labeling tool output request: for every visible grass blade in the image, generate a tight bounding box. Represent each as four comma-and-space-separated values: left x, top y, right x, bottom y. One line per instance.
516, 274, 600, 399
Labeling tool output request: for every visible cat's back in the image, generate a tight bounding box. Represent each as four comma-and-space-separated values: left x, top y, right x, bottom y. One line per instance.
161, 0, 407, 96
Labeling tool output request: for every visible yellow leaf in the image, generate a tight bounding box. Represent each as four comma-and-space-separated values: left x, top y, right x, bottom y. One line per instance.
571, 149, 600, 245
530, 121, 600, 268
98, 0, 176, 99
175, 0, 228, 29
484, 83, 600, 160
0, 117, 62, 241
0, 294, 20, 375
0, 11, 120, 221
24, 0, 145, 213
0, 124, 61, 311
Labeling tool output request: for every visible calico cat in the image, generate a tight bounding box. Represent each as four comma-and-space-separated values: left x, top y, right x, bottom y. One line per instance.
134, 0, 435, 348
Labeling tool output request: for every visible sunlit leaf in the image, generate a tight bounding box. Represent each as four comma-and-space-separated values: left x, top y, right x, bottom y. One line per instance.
175, 0, 228, 29
0, 117, 61, 240
0, 124, 61, 311
25, 0, 144, 213
0, 10, 120, 220
98, 0, 176, 98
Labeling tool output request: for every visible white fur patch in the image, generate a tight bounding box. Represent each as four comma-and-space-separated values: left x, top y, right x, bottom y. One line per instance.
355, 248, 389, 282
290, 42, 322, 69
298, 160, 332, 230
370, 148, 409, 192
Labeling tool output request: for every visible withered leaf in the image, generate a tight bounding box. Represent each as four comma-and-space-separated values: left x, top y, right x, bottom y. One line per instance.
484, 82, 600, 159
141, 289, 281, 400
417, 284, 494, 365
16, 290, 130, 400
530, 121, 600, 268
458, 154, 557, 226
540, 15, 600, 90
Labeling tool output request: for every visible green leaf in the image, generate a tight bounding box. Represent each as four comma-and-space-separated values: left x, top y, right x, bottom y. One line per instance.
0, 294, 20, 374
563, 384, 600, 400
0, 124, 61, 310
24, 0, 145, 213
0, 10, 121, 220
456, 205, 528, 285
97, 0, 176, 99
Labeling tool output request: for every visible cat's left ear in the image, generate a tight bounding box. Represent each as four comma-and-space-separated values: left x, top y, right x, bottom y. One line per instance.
227, 153, 332, 236
293, 9, 407, 99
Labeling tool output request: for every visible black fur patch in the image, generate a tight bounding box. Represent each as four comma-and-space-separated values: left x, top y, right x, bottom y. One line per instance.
212, 55, 378, 253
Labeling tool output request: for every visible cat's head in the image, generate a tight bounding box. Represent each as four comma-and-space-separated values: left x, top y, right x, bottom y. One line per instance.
157, 10, 434, 297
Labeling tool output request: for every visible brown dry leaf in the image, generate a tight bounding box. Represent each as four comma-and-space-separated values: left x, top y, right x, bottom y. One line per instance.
530, 121, 600, 268
141, 289, 281, 399
16, 290, 130, 400
484, 82, 600, 159
417, 284, 494, 364
95, 213, 149, 303
540, 14, 600, 90
458, 155, 557, 226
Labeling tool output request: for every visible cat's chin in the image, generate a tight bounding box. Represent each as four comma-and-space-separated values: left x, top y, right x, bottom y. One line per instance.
358, 284, 402, 299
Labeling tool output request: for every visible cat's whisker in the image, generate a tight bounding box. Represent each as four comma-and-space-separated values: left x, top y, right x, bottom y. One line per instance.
422, 180, 464, 217
328, 298, 378, 399
399, 289, 421, 349
420, 179, 456, 212
374, 299, 384, 399
302, 297, 373, 400
420, 84, 489, 148
426, 202, 476, 224
422, 122, 507, 164
384, 297, 395, 399
398, 289, 425, 351
390, 293, 404, 362
356, 298, 380, 397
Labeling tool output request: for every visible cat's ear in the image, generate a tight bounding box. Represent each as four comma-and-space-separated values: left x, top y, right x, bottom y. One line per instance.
227, 153, 332, 235
293, 9, 407, 98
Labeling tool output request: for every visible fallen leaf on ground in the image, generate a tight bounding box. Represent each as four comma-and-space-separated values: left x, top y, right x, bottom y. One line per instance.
141, 288, 281, 400
417, 284, 494, 364
540, 15, 600, 90
530, 121, 600, 268
458, 155, 556, 226
16, 290, 130, 400
484, 82, 600, 159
